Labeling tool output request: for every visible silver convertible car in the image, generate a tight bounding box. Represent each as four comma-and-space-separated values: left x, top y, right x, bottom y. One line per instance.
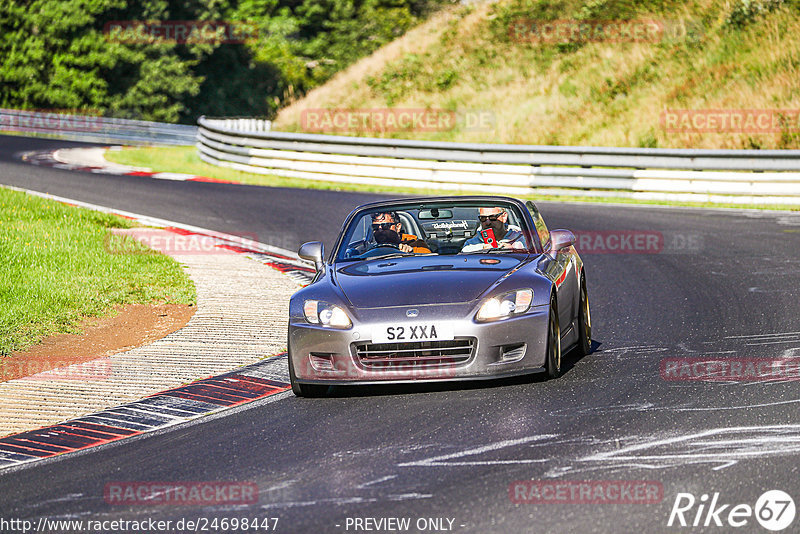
288, 196, 591, 396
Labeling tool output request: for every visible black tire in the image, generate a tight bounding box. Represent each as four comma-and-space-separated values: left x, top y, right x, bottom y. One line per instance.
288, 351, 328, 397
545, 295, 562, 379
576, 271, 592, 357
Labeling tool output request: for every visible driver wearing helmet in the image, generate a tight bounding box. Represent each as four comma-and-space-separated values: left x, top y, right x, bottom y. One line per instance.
371, 212, 431, 253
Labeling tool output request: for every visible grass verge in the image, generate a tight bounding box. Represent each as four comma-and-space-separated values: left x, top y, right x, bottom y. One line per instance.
106, 145, 800, 212
274, 0, 800, 150
0, 187, 196, 356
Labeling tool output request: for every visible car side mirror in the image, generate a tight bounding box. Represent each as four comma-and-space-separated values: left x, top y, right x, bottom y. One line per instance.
298, 241, 325, 272
548, 230, 576, 255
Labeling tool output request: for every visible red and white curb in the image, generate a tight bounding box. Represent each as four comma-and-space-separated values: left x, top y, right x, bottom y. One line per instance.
22, 147, 234, 183
0, 186, 317, 470
0, 356, 290, 469
2, 185, 315, 287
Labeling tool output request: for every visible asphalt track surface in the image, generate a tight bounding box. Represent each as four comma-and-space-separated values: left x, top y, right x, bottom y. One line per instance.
2, 134, 800, 533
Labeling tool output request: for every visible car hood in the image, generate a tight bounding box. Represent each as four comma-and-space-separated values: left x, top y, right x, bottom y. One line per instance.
334, 255, 525, 308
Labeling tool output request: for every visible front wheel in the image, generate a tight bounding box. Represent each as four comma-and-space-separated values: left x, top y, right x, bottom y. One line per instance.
545, 295, 562, 379
576, 271, 592, 357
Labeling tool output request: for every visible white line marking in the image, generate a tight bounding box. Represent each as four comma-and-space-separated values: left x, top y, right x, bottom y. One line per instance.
151, 172, 194, 181
260, 497, 377, 509
674, 398, 800, 411
725, 331, 800, 339
397, 435, 557, 467
357, 475, 397, 488
744, 340, 800, 345
581, 424, 800, 463
387, 493, 434, 501
712, 460, 738, 470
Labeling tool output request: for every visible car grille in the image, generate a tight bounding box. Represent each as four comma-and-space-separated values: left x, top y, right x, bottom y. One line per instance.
355, 338, 475, 368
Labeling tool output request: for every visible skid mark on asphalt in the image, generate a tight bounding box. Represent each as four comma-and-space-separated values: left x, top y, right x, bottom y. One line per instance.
254, 465, 438, 511
549, 402, 661, 417
393, 339, 800, 475
357, 475, 398, 489
259, 490, 436, 511
671, 398, 800, 411
397, 435, 557, 467
562, 396, 800, 415
726, 331, 800, 347
393, 425, 800, 477
564, 424, 800, 473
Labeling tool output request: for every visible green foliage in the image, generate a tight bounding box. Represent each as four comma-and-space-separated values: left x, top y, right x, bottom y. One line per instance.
559, 79, 578, 97
0, 0, 453, 122
637, 129, 658, 148
490, 0, 684, 43
0, 0, 209, 122
489, 0, 568, 41
435, 68, 459, 90
297, 0, 416, 83
725, 0, 785, 28
577, 0, 646, 20
366, 53, 425, 104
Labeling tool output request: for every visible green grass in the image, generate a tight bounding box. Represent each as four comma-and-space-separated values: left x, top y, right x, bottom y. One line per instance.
106, 145, 800, 211
106, 145, 445, 194
0, 187, 196, 356
274, 0, 800, 150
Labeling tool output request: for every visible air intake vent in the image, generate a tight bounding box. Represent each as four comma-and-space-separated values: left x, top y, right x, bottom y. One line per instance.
500, 343, 526, 362
356, 338, 475, 368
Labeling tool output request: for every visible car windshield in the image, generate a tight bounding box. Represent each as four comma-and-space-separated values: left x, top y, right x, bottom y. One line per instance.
335, 201, 532, 261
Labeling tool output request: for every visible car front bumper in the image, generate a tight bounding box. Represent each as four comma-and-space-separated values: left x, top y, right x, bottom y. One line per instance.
288, 304, 550, 385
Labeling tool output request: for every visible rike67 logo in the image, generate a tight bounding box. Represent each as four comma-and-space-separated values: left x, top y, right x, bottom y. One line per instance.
668, 490, 796, 531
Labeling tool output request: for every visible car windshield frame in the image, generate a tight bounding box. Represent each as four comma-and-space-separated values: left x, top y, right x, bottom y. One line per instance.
331, 198, 537, 262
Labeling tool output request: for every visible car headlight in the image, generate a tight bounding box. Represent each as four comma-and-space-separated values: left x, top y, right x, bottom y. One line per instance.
303, 300, 352, 328
475, 289, 533, 322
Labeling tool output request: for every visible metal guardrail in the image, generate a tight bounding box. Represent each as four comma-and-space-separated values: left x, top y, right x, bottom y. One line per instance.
0, 108, 197, 145
196, 115, 800, 204
212, 118, 272, 133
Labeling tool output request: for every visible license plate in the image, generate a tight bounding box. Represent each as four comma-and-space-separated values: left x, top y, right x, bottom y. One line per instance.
372, 323, 454, 344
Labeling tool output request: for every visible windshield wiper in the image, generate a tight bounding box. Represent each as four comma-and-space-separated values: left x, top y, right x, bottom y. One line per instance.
461, 247, 528, 254
461, 248, 506, 254
365, 252, 415, 260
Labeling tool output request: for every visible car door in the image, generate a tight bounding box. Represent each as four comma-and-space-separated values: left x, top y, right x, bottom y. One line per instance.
526, 201, 575, 333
